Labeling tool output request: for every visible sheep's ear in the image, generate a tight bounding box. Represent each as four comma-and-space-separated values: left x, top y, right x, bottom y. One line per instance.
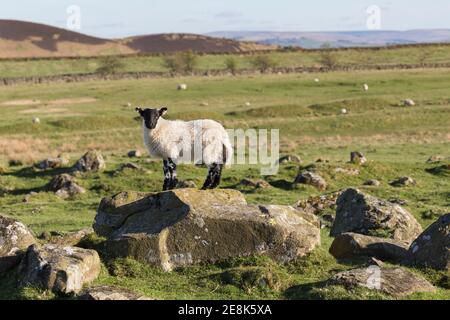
159, 107, 168, 117
135, 107, 143, 116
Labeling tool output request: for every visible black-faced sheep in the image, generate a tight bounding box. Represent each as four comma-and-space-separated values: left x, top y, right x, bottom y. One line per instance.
136, 107, 232, 191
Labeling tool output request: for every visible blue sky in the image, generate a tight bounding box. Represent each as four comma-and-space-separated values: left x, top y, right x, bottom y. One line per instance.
1, 0, 450, 38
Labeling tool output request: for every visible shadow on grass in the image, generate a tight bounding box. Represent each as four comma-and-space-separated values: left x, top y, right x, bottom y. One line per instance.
283, 280, 328, 300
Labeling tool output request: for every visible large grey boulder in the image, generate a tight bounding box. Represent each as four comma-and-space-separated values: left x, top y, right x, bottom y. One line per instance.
0, 215, 36, 273
407, 214, 449, 270
329, 233, 409, 262
80, 286, 153, 300
330, 189, 422, 243
94, 189, 320, 271
329, 266, 436, 297
19, 244, 101, 294
72, 151, 106, 173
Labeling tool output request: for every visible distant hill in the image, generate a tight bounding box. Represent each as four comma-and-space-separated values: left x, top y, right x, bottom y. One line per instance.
0, 20, 276, 59
208, 30, 450, 49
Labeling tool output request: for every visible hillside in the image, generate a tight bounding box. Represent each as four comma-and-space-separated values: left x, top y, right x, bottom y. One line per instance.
209, 30, 450, 48
0, 20, 276, 59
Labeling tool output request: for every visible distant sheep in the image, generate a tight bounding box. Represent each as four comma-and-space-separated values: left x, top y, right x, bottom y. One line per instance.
363, 84, 369, 91
136, 107, 232, 191
177, 84, 188, 90
32, 117, 40, 124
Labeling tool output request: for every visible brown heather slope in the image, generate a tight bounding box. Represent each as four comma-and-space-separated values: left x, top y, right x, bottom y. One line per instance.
0, 20, 276, 58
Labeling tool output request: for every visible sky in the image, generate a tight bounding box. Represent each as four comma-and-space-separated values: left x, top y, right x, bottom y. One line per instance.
1, 0, 450, 38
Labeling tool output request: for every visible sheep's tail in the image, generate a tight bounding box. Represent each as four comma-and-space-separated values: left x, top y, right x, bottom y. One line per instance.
222, 139, 233, 167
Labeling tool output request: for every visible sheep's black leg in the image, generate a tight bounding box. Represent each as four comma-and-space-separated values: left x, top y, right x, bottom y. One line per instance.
209, 164, 223, 189
168, 158, 178, 190
163, 158, 178, 191
163, 160, 171, 191
201, 163, 222, 190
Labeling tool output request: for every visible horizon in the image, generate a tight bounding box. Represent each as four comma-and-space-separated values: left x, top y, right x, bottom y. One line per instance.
1, 0, 450, 38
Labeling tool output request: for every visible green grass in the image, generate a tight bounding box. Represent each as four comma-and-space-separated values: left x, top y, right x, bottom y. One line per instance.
1, 44, 450, 78
0, 68, 449, 300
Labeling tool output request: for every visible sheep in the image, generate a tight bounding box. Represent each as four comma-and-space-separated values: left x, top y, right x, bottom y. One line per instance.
32, 117, 40, 124
363, 84, 369, 91
177, 84, 187, 91
136, 107, 232, 191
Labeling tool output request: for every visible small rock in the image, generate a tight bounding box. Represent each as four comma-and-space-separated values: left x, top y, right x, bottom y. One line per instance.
363, 179, 381, 187
72, 151, 106, 172
426, 155, 445, 163
363, 84, 369, 91
177, 83, 187, 90
277, 154, 302, 165
244, 102, 251, 107
295, 192, 340, 215
328, 266, 436, 297
341, 108, 348, 115
46, 174, 85, 198
0, 216, 37, 273
19, 244, 101, 294
127, 150, 142, 158
239, 178, 271, 189
32, 117, 40, 124
402, 99, 416, 107
331, 188, 423, 243
176, 180, 197, 188
79, 286, 153, 300
315, 158, 329, 163
407, 214, 450, 270
350, 151, 367, 165
49, 228, 94, 246
314, 78, 320, 83
329, 233, 409, 262
200, 102, 209, 107
294, 171, 327, 191
35, 155, 70, 170
390, 176, 416, 187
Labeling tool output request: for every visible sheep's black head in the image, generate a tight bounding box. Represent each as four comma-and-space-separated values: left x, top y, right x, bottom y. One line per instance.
135, 107, 168, 129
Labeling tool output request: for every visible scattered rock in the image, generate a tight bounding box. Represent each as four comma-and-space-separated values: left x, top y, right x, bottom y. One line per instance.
407, 214, 449, 270
244, 102, 251, 107
177, 83, 187, 90
46, 174, 85, 198
79, 286, 153, 300
295, 192, 340, 216
350, 151, 367, 165
0, 216, 36, 273
334, 167, 360, 176
402, 99, 416, 107
19, 244, 101, 294
427, 155, 445, 163
35, 155, 70, 170
277, 154, 302, 165
176, 180, 197, 189
390, 176, 416, 187
315, 158, 329, 163
293, 171, 327, 191
49, 228, 94, 246
314, 78, 320, 83
94, 189, 320, 271
329, 233, 409, 262
239, 178, 271, 189
363, 179, 381, 187
72, 151, 106, 173
330, 189, 422, 243
328, 266, 435, 297
341, 108, 348, 115
200, 102, 209, 107
127, 150, 142, 158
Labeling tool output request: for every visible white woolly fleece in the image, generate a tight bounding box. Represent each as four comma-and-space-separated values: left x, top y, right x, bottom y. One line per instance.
142, 117, 232, 167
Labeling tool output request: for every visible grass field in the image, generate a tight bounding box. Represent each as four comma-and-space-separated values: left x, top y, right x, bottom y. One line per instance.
1, 44, 450, 78
0, 68, 449, 300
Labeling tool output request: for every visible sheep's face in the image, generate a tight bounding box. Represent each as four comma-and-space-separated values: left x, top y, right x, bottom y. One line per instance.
136, 107, 167, 129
